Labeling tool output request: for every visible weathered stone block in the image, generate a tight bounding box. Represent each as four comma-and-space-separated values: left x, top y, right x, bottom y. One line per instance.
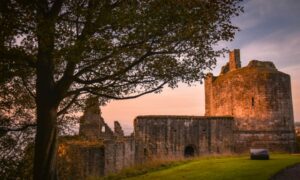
250, 148, 269, 160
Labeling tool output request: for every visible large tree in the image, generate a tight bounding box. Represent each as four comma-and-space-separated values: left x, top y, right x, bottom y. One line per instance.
0, 0, 243, 179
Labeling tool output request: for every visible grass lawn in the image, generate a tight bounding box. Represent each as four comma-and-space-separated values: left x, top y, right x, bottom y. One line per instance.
123, 154, 300, 180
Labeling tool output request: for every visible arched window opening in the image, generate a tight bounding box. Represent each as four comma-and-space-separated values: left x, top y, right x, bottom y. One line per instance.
184, 145, 195, 157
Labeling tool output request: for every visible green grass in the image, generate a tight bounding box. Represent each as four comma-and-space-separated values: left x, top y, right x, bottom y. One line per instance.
122, 154, 300, 180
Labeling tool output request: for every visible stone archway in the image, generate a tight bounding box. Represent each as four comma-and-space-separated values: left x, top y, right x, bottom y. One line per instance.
184, 145, 195, 157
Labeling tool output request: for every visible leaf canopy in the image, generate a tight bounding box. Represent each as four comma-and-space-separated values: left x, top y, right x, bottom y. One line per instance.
0, 0, 243, 120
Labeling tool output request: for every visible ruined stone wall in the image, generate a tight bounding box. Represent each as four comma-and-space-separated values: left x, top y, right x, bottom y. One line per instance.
58, 136, 135, 178
205, 73, 215, 116
79, 97, 114, 140
104, 138, 135, 175
229, 49, 241, 71
57, 138, 105, 179
134, 116, 234, 163
205, 57, 296, 152
61, 96, 136, 178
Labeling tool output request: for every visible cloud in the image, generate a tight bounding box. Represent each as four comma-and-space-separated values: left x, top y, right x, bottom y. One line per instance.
240, 30, 300, 68
234, 0, 300, 31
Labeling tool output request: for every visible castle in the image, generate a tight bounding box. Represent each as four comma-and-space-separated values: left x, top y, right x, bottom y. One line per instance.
58, 49, 297, 178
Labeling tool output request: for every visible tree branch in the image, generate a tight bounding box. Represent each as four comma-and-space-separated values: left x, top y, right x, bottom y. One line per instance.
74, 50, 153, 85
0, 48, 36, 68
49, 0, 64, 18
0, 123, 36, 133
54, 0, 131, 99
73, 53, 114, 78
57, 93, 80, 116
73, 81, 168, 100
21, 77, 36, 100
54, 61, 76, 103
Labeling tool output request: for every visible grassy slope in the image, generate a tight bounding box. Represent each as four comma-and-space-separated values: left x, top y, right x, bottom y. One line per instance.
126, 154, 300, 180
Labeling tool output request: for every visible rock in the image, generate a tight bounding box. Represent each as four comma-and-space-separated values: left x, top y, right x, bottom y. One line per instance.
250, 149, 269, 160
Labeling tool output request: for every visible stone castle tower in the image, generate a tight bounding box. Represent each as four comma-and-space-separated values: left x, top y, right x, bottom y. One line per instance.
205, 49, 296, 152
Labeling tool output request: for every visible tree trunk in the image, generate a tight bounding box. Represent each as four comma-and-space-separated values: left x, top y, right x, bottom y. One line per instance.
33, 57, 58, 180
33, 47, 59, 179
34, 12, 58, 179
33, 104, 58, 180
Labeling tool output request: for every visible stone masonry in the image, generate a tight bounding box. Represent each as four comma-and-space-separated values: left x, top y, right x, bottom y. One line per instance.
60, 49, 297, 178
134, 116, 234, 163
59, 97, 135, 178
79, 98, 114, 140
205, 49, 297, 152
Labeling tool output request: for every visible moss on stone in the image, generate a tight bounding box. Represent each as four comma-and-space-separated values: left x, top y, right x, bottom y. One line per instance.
59, 135, 104, 148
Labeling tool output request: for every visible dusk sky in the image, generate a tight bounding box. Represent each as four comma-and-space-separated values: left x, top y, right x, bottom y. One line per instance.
101, 0, 300, 134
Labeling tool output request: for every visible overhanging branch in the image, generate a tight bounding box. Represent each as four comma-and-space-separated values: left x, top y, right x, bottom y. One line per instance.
21, 77, 36, 100
74, 50, 153, 85
0, 123, 36, 133
0, 48, 36, 68
87, 81, 168, 100
57, 93, 80, 116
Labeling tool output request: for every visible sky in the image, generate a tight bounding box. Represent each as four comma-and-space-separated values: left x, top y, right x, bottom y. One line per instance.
101, 0, 300, 134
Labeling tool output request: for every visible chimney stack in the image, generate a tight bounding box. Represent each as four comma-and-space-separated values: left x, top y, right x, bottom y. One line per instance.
229, 49, 241, 71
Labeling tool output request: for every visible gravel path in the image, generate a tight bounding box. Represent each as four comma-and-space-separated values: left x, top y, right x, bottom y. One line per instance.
270, 163, 300, 180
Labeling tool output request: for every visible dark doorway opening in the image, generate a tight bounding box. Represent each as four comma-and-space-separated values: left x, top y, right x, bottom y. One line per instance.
184, 145, 195, 157
144, 148, 148, 157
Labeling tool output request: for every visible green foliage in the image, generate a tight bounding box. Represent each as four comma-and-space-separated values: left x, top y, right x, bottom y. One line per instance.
122, 154, 300, 180
0, 0, 244, 113
0, 141, 34, 179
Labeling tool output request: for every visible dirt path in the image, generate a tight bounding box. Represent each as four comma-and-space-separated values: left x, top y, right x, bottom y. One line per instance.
270, 163, 300, 180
